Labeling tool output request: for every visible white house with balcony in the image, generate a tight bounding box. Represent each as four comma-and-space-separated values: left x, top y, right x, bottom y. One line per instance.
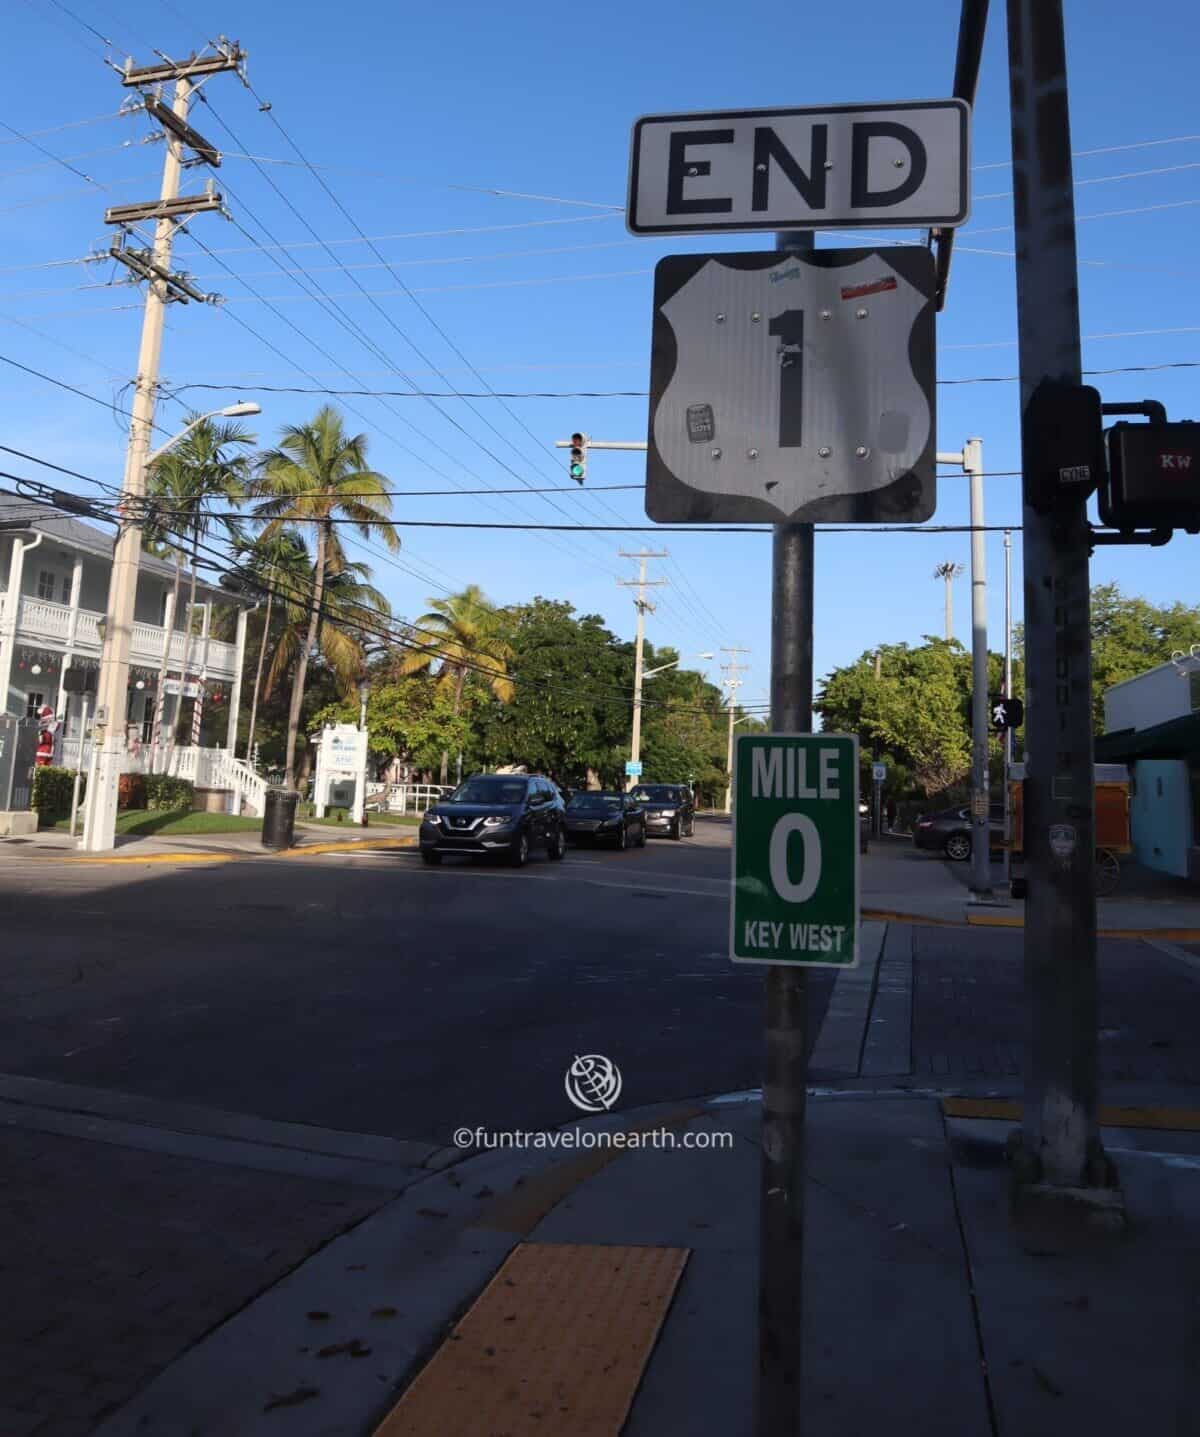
0, 494, 265, 816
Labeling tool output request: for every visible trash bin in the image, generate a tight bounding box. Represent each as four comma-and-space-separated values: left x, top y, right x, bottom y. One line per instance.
261, 787, 299, 850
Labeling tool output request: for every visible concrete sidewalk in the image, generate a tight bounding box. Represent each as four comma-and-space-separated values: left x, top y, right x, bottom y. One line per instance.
91, 1090, 1200, 1437
865, 834, 1200, 936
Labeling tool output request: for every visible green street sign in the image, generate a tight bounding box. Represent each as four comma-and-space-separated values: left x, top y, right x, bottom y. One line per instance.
730, 733, 860, 967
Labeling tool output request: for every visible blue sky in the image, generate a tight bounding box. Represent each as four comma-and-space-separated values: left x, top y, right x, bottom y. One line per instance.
3, 0, 1198, 716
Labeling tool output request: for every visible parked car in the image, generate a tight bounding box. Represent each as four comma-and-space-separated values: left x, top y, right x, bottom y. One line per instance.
563, 791, 647, 849
419, 774, 565, 866
913, 803, 1007, 861
629, 783, 695, 839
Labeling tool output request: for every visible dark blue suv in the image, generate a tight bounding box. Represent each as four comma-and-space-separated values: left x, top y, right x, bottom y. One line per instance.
419, 774, 566, 867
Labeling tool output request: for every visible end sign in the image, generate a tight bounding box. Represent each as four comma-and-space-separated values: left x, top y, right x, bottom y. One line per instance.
731, 733, 859, 967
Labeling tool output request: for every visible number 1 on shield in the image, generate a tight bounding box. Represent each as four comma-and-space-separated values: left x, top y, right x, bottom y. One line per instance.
768, 310, 804, 449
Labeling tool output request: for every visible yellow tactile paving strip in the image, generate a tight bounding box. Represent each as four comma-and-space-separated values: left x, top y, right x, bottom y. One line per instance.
374, 1242, 689, 1437
944, 1097, 1200, 1131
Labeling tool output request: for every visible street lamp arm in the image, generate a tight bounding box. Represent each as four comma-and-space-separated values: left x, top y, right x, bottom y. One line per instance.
145, 401, 262, 467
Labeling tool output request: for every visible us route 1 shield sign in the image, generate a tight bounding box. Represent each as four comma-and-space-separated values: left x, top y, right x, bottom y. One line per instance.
647, 247, 935, 524
731, 734, 859, 968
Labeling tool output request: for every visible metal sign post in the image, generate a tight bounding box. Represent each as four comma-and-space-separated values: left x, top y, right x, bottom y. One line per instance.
623, 98, 973, 1430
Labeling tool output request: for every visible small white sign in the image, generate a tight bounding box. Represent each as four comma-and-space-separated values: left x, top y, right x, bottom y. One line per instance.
163, 679, 201, 699
872, 763, 887, 783
628, 100, 970, 235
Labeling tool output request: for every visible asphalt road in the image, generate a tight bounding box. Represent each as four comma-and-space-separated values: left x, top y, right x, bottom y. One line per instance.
0, 819, 836, 1144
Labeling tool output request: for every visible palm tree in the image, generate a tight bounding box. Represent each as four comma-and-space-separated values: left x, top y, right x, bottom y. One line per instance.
252, 406, 399, 785
395, 584, 514, 783
232, 528, 311, 765
145, 414, 254, 752
262, 556, 390, 706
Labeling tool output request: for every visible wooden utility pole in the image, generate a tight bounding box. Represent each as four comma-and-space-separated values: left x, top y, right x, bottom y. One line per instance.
81, 42, 243, 852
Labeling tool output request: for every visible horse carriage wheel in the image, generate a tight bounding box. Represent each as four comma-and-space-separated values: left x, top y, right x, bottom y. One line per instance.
1095, 847, 1121, 897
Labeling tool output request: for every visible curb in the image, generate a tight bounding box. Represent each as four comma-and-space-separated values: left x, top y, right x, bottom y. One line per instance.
863, 905, 1200, 942
16, 834, 417, 866
29, 850, 236, 866
273, 834, 418, 858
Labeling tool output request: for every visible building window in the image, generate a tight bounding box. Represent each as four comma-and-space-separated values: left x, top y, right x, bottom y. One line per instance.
36, 570, 57, 600
61, 573, 72, 604
25, 691, 45, 718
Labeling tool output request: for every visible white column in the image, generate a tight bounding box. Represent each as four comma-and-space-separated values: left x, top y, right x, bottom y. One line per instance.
0, 533, 42, 718
191, 600, 211, 747
226, 605, 249, 752
56, 554, 85, 720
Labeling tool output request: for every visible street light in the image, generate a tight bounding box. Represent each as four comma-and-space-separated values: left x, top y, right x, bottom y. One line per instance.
644, 651, 715, 680
628, 652, 715, 784
81, 399, 264, 853
354, 675, 372, 825
145, 401, 262, 467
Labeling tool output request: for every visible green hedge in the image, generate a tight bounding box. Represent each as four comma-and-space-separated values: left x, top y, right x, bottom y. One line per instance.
31, 767, 195, 818
144, 775, 195, 811
32, 766, 81, 817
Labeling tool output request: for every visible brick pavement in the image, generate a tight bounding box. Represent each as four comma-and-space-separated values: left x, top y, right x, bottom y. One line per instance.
911, 926, 1200, 1086
0, 1126, 387, 1436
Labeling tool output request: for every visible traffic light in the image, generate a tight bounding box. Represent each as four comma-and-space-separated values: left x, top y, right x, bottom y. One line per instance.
990, 694, 1024, 732
568, 432, 587, 484
1100, 420, 1200, 532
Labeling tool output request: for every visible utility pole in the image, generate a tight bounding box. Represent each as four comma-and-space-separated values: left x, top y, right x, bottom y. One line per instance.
1006, 0, 1116, 1207
938, 442, 994, 902
720, 647, 751, 813
618, 550, 668, 790
758, 226, 813, 1437
933, 560, 964, 642
81, 42, 242, 853
1003, 528, 1014, 886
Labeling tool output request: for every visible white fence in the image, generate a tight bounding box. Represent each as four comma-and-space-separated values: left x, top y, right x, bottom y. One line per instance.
365, 782, 453, 814
56, 740, 267, 817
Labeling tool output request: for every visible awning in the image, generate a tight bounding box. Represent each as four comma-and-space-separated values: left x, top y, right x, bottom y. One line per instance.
1095, 710, 1200, 762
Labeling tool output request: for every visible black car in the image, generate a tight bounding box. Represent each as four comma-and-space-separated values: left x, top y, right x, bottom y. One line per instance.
563, 791, 647, 849
419, 774, 566, 866
913, 803, 1007, 861
629, 783, 695, 840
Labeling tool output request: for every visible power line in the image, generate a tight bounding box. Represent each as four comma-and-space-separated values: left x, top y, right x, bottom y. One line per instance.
198, 94, 632, 536
972, 131, 1200, 171
973, 160, 1200, 201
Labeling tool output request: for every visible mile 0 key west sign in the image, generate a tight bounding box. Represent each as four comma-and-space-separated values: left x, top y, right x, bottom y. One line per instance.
731, 734, 860, 967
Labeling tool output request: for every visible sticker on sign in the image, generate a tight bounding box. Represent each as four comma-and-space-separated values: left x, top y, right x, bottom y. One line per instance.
730, 733, 860, 968
628, 100, 970, 236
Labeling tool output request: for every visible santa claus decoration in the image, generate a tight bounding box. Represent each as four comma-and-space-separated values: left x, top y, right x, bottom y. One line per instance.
34, 705, 60, 767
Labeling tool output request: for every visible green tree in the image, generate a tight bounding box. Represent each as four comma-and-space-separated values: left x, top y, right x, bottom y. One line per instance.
1087, 583, 1200, 731
252, 406, 398, 785
474, 598, 629, 787
394, 584, 514, 784
314, 674, 473, 778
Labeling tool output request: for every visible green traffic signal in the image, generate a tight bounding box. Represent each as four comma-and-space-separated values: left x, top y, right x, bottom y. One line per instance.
569, 460, 585, 480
